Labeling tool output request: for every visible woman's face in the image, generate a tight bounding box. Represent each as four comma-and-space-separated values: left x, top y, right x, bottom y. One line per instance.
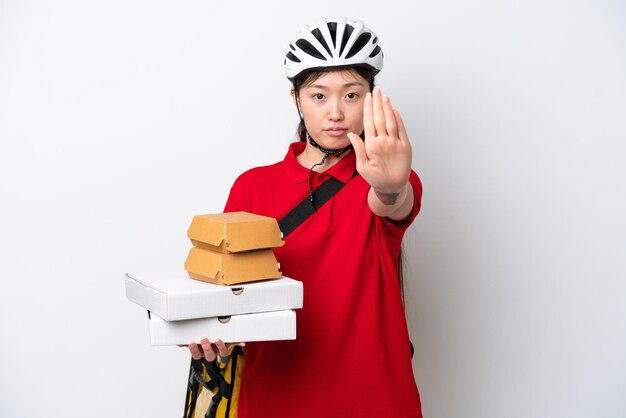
294, 69, 369, 149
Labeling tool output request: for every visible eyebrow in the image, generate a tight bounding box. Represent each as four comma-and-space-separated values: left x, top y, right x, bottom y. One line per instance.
306, 82, 366, 89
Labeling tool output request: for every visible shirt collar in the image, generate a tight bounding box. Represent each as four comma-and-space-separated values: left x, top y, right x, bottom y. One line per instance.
283, 142, 356, 185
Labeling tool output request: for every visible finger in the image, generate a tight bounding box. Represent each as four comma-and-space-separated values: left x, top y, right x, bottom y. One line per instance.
188, 343, 203, 361
348, 132, 368, 173
372, 86, 387, 137
383, 96, 398, 139
226, 342, 246, 349
200, 338, 216, 362
393, 109, 410, 144
363, 92, 376, 139
214, 339, 229, 358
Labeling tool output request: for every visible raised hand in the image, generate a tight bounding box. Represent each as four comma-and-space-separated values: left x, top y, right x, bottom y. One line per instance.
347, 86, 412, 194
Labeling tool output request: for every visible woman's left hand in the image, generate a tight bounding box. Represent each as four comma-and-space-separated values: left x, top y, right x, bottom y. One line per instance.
347, 86, 412, 193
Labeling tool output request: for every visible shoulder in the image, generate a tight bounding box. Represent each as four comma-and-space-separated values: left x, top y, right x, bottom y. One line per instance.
231, 160, 285, 189
225, 160, 287, 209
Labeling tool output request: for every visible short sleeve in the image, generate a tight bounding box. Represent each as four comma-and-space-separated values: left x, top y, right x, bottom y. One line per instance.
379, 170, 423, 233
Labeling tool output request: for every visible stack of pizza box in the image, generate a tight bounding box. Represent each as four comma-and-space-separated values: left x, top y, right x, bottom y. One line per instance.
125, 212, 302, 346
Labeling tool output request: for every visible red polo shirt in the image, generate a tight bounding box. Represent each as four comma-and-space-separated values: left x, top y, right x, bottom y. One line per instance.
224, 141, 423, 418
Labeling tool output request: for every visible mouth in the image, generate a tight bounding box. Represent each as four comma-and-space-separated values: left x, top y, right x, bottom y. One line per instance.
324, 128, 348, 137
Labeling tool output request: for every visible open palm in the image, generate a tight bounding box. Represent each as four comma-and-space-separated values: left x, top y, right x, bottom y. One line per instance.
348, 86, 412, 192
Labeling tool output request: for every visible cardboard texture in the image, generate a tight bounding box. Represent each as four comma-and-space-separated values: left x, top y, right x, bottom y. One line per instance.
188, 212, 284, 254
124, 273, 303, 321
184, 246, 281, 285
147, 309, 297, 346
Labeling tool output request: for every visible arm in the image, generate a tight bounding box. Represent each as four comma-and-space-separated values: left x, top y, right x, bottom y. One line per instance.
367, 182, 414, 221
348, 86, 415, 221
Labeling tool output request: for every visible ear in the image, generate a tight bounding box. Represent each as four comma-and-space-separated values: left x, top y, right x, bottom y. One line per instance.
290, 87, 298, 108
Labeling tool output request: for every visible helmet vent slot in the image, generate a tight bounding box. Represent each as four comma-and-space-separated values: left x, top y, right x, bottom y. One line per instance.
312, 28, 332, 56
286, 51, 301, 63
327, 22, 337, 48
339, 24, 354, 57
369, 45, 382, 58
346, 33, 372, 59
296, 39, 327, 61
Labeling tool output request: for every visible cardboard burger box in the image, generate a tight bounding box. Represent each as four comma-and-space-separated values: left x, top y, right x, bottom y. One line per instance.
124, 272, 303, 321
187, 211, 285, 253
185, 212, 285, 285
185, 246, 282, 285
147, 309, 296, 346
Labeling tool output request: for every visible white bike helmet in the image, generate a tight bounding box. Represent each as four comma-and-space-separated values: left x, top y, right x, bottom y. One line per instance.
285, 17, 383, 82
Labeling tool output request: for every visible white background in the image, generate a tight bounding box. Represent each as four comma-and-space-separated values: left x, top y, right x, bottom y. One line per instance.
1, 1, 625, 417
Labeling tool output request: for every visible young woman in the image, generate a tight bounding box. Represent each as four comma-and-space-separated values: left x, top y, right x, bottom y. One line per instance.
188, 17, 423, 417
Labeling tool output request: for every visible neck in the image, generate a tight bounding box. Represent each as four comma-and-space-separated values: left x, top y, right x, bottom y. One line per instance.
296, 142, 351, 172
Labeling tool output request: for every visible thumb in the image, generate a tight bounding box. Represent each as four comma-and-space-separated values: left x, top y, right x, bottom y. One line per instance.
347, 132, 368, 172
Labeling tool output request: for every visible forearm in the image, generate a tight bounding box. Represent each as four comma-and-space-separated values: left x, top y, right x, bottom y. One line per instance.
367, 182, 414, 221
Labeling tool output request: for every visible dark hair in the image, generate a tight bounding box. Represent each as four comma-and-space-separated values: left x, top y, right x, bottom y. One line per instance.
293, 66, 375, 142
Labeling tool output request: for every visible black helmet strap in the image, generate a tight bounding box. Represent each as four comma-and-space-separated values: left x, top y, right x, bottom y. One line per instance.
294, 98, 353, 204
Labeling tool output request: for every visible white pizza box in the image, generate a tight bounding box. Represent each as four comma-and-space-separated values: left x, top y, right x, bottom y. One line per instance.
125, 272, 303, 321
147, 309, 296, 346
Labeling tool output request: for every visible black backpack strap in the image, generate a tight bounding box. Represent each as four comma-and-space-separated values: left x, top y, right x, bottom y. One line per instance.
184, 358, 207, 418
279, 171, 358, 239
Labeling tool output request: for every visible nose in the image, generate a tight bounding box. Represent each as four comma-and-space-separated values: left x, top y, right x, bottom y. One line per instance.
328, 99, 343, 121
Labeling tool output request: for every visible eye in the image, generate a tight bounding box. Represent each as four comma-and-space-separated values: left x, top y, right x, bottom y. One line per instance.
312, 93, 325, 100
346, 92, 359, 100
